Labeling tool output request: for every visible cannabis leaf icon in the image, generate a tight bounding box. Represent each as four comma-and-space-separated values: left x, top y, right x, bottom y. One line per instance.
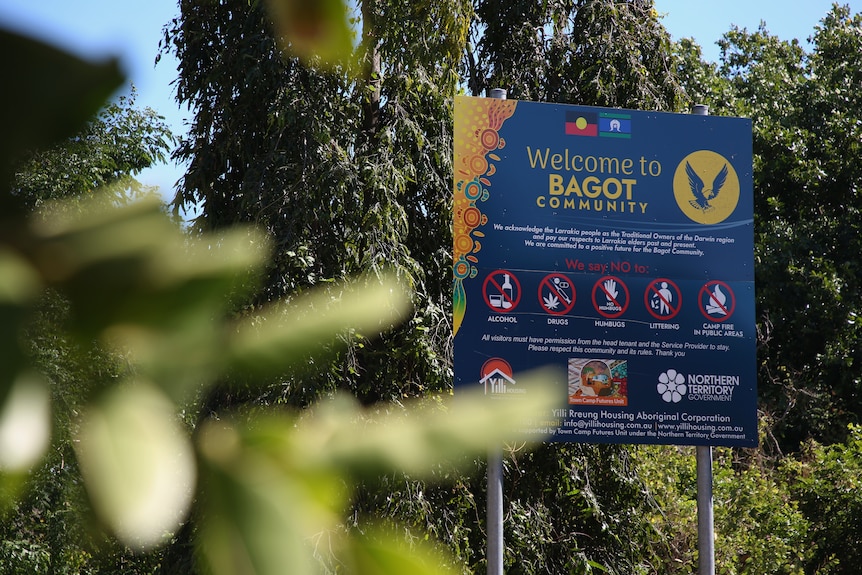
543, 293, 560, 310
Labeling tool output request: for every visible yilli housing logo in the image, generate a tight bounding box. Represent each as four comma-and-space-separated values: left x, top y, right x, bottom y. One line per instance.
480, 358, 526, 395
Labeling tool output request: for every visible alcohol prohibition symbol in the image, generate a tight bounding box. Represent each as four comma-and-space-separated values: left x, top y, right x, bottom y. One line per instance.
592, 275, 629, 319
645, 278, 682, 320
483, 270, 521, 312
539, 273, 576, 315
699, 280, 735, 322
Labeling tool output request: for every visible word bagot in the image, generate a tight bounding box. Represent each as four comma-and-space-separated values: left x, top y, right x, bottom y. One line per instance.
539, 174, 647, 214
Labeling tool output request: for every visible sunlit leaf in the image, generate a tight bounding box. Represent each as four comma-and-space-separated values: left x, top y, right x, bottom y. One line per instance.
198, 418, 347, 575
266, 0, 354, 69
0, 371, 50, 472
0, 249, 41, 303
0, 250, 42, 404
290, 370, 560, 478
74, 380, 196, 549
334, 528, 459, 575
28, 194, 272, 401
195, 372, 558, 574
31, 195, 268, 336
227, 274, 413, 377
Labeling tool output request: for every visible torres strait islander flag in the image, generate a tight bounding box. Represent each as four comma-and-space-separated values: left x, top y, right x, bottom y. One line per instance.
565, 111, 597, 136
598, 112, 632, 138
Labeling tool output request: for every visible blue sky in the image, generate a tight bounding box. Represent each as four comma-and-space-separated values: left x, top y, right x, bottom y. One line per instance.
0, 0, 858, 201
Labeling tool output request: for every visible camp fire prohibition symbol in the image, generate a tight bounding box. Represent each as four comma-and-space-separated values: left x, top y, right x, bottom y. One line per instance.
699, 280, 735, 322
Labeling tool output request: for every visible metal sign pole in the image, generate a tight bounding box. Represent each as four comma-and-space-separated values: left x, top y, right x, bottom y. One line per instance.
486, 87, 507, 575
696, 445, 715, 574
487, 445, 504, 575
692, 102, 716, 575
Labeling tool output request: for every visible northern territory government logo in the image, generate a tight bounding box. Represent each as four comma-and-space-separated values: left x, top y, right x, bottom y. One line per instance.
657, 368, 740, 403
480, 357, 525, 396
672, 150, 740, 225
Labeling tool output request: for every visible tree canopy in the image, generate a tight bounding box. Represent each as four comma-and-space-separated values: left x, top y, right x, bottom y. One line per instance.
166, 0, 683, 410
674, 4, 862, 448
162, 1, 686, 573
12, 90, 173, 212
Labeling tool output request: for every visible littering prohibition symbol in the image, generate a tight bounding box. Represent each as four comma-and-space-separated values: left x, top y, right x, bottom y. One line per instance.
645, 278, 682, 320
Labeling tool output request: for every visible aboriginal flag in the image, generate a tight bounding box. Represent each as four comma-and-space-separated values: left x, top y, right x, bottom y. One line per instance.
565, 111, 598, 136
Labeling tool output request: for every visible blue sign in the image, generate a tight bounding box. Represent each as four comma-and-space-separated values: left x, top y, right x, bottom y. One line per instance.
453, 96, 756, 447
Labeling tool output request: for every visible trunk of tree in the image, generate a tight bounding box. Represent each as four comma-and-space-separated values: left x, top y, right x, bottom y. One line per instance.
360, 0, 381, 138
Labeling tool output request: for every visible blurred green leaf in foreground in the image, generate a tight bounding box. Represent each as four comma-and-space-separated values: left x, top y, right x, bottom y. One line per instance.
0, 3, 559, 573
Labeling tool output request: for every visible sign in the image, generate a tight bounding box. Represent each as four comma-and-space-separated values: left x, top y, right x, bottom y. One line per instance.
453, 96, 756, 447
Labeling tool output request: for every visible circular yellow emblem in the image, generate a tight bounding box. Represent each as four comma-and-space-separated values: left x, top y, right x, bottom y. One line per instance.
673, 150, 740, 225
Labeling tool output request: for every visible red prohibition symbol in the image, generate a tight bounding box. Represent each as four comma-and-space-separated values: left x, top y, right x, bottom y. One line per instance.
538, 273, 576, 315
699, 280, 735, 322
645, 278, 682, 321
483, 270, 521, 312
592, 275, 629, 319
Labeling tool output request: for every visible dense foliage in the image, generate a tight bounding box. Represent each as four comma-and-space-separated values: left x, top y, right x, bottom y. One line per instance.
468, 0, 680, 108
164, 0, 862, 573
12, 90, 172, 212
0, 8, 556, 575
674, 4, 862, 449
166, 0, 464, 405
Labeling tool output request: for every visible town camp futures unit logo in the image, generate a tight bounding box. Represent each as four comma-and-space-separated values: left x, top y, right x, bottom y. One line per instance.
672, 150, 740, 225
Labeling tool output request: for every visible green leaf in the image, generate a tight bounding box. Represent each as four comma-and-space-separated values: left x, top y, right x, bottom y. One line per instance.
0, 250, 42, 405
289, 374, 561, 478
266, 0, 354, 69
197, 418, 346, 575
227, 274, 413, 377
0, 371, 50, 472
74, 380, 196, 549
195, 374, 558, 575
0, 29, 122, 191
30, 194, 270, 401
338, 529, 458, 575
0, 248, 41, 304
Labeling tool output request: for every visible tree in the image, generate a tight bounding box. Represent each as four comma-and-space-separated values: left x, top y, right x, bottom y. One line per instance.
787, 425, 862, 574
166, 0, 685, 407
15, 2, 862, 574
467, 0, 681, 108
0, 44, 177, 575
167, 0, 465, 405
165, 1, 688, 573
0, 294, 169, 575
673, 5, 862, 449
12, 89, 173, 212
